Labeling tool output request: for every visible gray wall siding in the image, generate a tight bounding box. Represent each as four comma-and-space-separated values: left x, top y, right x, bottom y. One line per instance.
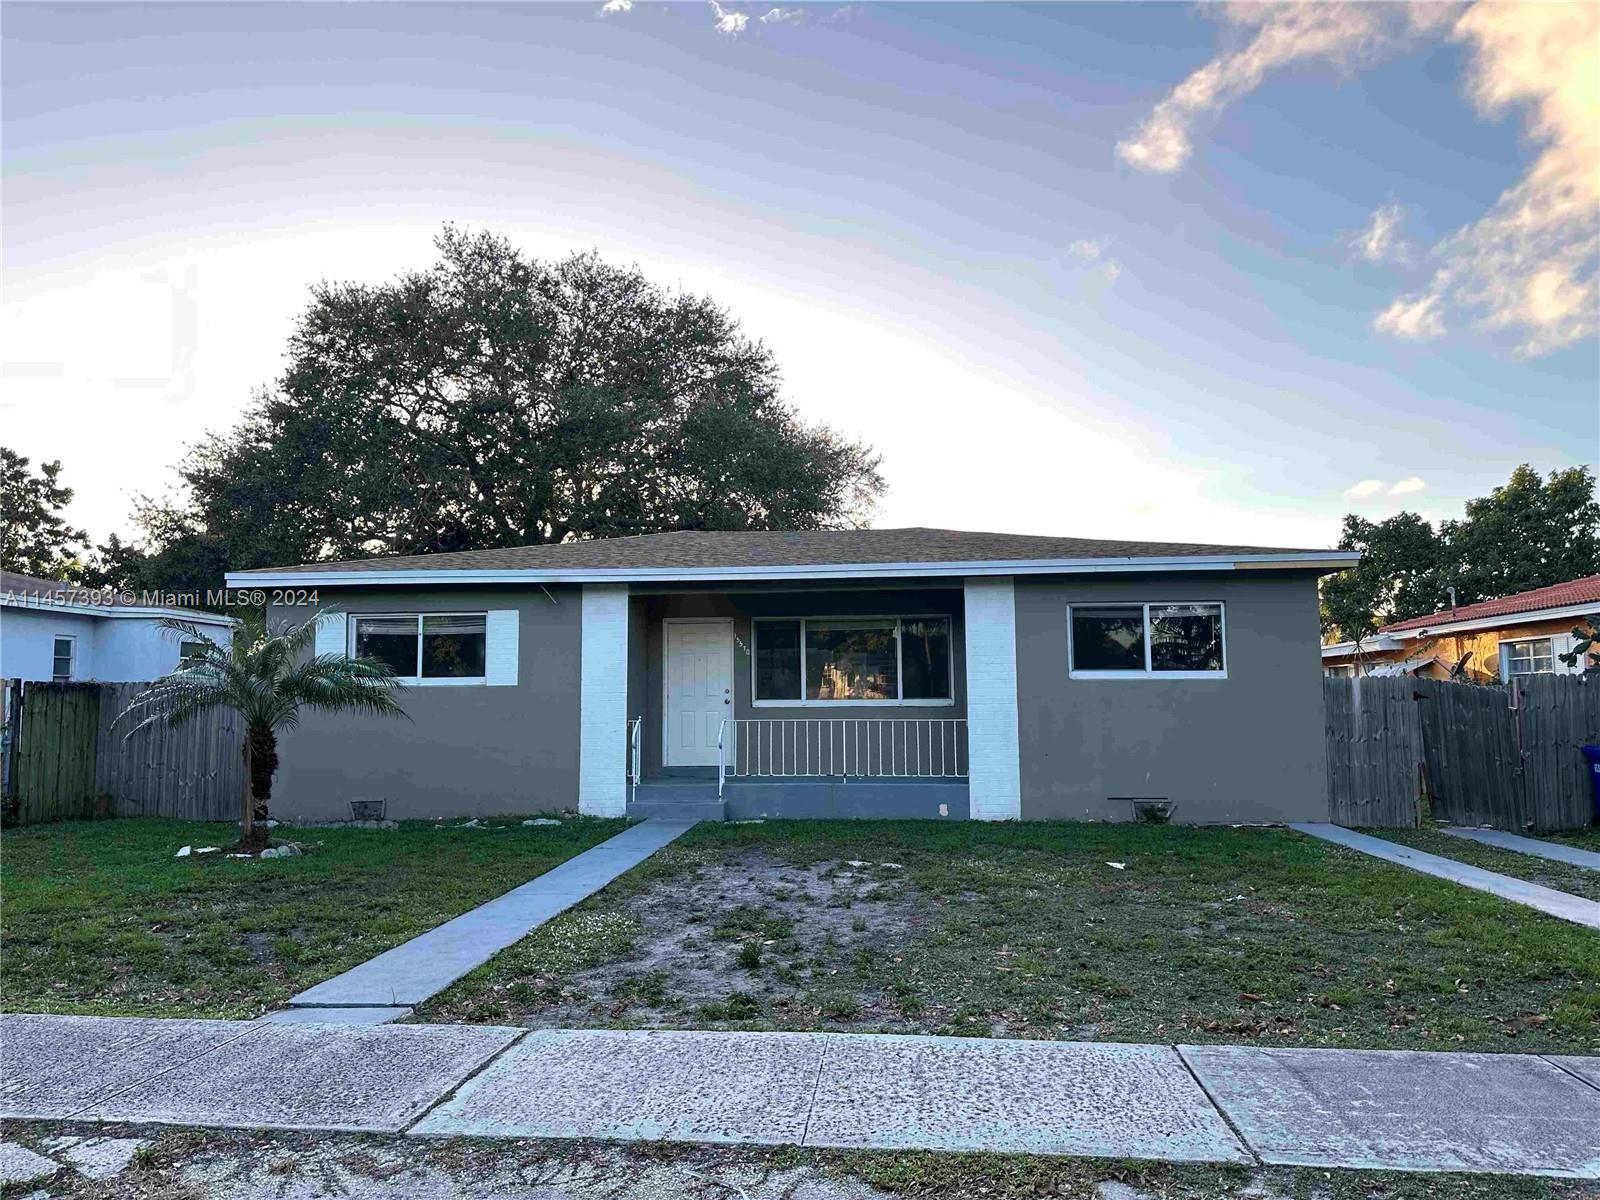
631, 588, 966, 776
271, 586, 583, 820
1014, 572, 1328, 824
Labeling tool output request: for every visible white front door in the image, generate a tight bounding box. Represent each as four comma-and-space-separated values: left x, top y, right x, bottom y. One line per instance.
663, 620, 734, 767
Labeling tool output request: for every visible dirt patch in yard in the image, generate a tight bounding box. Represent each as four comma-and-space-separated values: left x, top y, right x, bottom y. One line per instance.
426, 851, 944, 1031
425, 820, 1600, 1052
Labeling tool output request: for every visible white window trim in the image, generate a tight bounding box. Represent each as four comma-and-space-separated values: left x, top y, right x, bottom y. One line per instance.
350, 612, 489, 686
1500, 635, 1556, 681
750, 614, 956, 707
1067, 601, 1228, 680
51, 635, 76, 682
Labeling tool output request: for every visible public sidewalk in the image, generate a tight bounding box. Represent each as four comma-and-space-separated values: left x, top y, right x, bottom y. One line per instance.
2, 1015, 1597, 1178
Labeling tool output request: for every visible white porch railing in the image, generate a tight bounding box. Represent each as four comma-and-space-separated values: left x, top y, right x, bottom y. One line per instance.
627, 716, 642, 807
721, 718, 967, 780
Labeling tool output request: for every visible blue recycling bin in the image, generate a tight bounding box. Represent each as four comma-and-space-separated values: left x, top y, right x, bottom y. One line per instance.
1584, 746, 1600, 822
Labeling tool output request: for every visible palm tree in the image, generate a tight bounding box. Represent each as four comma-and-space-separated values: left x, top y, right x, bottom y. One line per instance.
120, 611, 407, 851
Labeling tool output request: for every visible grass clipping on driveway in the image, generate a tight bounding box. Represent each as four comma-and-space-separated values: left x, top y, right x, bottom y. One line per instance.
0, 816, 626, 1018
423, 821, 1600, 1054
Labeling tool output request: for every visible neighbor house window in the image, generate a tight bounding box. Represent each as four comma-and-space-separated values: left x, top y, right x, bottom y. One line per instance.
753, 616, 953, 704
353, 614, 487, 683
1503, 637, 1554, 680
1325, 664, 1355, 678
1068, 603, 1225, 677
51, 636, 74, 682
179, 639, 208, 662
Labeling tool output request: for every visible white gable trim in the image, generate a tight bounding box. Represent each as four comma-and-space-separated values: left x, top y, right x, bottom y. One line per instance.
963, 577, 1022, 821
578, 585, 629, 817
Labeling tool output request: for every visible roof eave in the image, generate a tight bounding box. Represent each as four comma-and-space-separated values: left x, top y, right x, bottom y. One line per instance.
1380, 600, 1599, 640
227, 551, 1359, 589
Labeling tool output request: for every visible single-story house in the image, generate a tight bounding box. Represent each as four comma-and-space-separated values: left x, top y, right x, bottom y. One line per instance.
229, 528, 1356, 825
0, 570, 235, 683
1321, 573, 1600, 683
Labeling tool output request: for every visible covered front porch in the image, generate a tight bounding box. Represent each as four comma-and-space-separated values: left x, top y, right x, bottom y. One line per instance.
577, 578, 1019, 822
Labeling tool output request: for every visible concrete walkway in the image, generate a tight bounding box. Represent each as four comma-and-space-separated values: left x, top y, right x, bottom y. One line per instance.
1443, 826, 1600, 870
1290, 822, 1600, 931
281, 819, 696, 1016
2, 1015, 1597, 1177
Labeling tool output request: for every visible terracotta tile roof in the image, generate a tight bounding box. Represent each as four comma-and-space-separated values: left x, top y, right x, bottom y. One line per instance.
1379, 574, 1600, 633
233, 527, 1340, 576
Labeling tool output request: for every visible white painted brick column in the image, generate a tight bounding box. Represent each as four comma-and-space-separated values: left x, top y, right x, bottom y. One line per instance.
578, 584, 630, 817
963, 576, 1022, 820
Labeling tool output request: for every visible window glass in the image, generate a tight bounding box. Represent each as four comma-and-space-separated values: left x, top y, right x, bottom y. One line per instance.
1070, 606, 1145, 671
1150, 603, 1224, 672
179, 639, 208, 662
754, 620, 802, 701
1506, 638, 1554, 677
51, 637, 73, 682
806, 618, 898, 700
422, 615, 486, 678
900, 617, 953, 700
355, 616, 419, 676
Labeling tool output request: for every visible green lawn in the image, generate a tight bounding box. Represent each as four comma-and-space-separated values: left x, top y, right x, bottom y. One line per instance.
1539, 827, 1600, 853
423, 820, 1600, 1054
0, 815, 626, 1018
1374, 827, 1600, 903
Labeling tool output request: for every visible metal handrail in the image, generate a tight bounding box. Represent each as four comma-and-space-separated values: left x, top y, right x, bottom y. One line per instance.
717, 717, 729, 800
627, 716, 642, 807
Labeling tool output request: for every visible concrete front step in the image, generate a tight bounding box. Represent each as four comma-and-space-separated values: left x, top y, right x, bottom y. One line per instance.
627, 797, 727, 821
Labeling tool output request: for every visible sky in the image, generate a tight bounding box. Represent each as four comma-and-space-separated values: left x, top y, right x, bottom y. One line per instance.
3, 1, 1597, 553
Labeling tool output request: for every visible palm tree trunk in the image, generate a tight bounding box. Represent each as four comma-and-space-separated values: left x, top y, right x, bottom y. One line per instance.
240, 738, 254, 844
240, 725, 279, 852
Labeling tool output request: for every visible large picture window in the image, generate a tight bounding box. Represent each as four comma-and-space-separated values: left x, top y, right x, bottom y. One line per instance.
1068, 603, 1225, 677
753, 616, 953, 704
353, 613, 487, 683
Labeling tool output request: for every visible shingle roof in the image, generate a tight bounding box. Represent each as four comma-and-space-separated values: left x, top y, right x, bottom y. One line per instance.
233, 527, 1340, 576
1379, 574, 1600, 633
0, 569, 74, 599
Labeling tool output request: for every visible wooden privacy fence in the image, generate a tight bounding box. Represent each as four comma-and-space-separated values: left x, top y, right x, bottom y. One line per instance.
1325, 674, 1600, 832
2, 679, 243, 825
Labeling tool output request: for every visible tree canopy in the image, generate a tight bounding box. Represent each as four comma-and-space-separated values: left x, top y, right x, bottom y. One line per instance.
1, 448, 88, 581
1320, 464, 1600, 639
104, 228, 884, 590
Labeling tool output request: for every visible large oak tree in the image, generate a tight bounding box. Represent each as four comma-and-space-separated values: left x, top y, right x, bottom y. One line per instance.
114, 228, 883, 585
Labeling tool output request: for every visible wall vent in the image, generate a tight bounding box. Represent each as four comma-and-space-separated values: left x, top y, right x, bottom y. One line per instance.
1123, 798, 1175, 824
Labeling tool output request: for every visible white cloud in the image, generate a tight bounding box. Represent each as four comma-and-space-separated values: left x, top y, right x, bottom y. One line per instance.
599, 0, 632, 13
1406, 3, 1599, 356
1342, 477, 1426, 502
1374, 292, 1446, 340
1120, 2, 1597, 357
1116, 3, 1404, 174
1102, 261, 1123, 283
1067, 238, 1103, 260
1352, 201, 1410, 264
759, 7, 803, 24
709, 1, 748, 34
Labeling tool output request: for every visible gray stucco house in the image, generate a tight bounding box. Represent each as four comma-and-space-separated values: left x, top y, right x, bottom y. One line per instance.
230, 528, 1355, 825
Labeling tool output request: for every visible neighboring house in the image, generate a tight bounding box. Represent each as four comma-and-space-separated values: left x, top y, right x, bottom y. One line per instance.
230, 528, 1355, 825
0, 571, 235, 683
1321, 573, 1600, 683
